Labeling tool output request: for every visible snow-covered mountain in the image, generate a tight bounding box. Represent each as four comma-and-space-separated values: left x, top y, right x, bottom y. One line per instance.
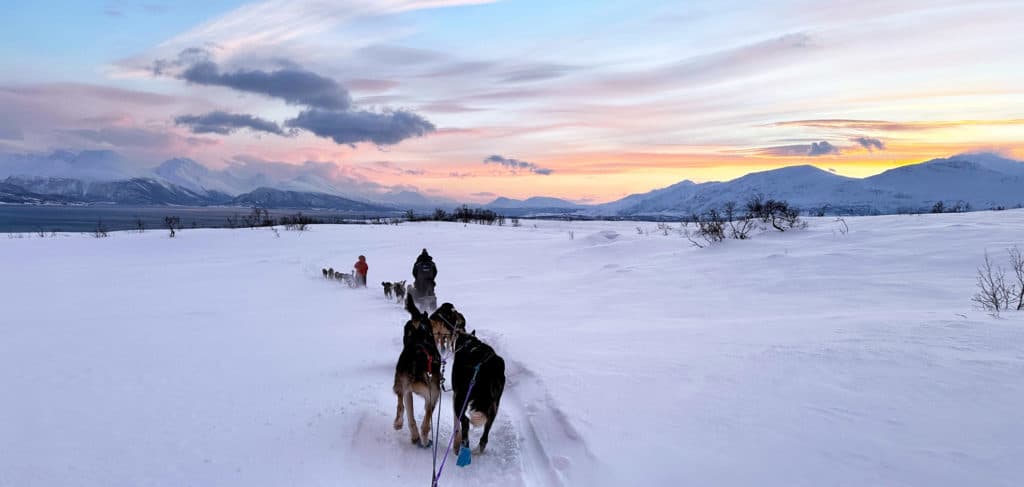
153, 158, 253, 196
593, 152, 1024, 216
0, 150, 142, 181
863, 154, 1024, 210
3, 176, 230, 205
485, 196, 583, 209
0, 150, 454, 209
230, 187, 398, 213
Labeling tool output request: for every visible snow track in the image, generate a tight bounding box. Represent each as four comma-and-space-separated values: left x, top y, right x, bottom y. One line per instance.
337, 299, 597, 487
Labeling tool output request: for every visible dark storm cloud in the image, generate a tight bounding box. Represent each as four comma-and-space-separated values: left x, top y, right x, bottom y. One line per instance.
174, 111, 286, 136
852, 136, 886, 151
284, 109, 435, 146
154, 49, 351, 110
483, 154, 554, 175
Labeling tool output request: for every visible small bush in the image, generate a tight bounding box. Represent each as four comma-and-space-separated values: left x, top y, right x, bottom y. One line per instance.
280, 212, 318, 231
972, 248, 1024, 316
685, 210, 726, 248
164, 216, 182, 238
746, 194, 804, 231
93, 219, 109, 238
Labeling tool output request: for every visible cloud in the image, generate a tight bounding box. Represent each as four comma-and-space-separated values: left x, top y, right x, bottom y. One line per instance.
174, 111, 286, 136
755, 141, 841, 157
346, 78, 400, 92
483, 154, 554, 175
372, 160, 425, 176
284, 109, 435, 146
153, 49, 435, 147
354, 45, 446, 65
159, 0, 498, 58
1, 83, 178, 106
771, 119, 1024, 132
161, 52, 352, 110
807, 141, 840, 156
852, 136, 885, 151
589, 32, 813, 94
499, 63, 578, 83
471, 191, 496, 197
65, 127, 173, 147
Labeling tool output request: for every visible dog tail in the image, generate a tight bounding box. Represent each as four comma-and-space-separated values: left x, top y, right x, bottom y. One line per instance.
405, 292, 422, 318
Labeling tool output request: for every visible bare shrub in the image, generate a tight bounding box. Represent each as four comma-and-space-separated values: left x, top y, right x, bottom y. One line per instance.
1010, 246, 1024, 311
281, 212, 316, 231
242, 206, 273, 228
164, 216, 182, 238
834, 217, 849, 235
93, 219, 109, 238
134, 216, 145, 233
972, 251, 1014, 316
723, 201, 755, 239
685, 210, 726, 248
746, 194, 805, 231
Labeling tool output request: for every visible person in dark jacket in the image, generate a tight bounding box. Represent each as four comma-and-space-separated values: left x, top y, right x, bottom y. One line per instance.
412, 249, 437, 311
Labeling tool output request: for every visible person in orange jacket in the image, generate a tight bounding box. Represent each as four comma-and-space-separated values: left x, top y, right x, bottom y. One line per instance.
353, 255, 368, 287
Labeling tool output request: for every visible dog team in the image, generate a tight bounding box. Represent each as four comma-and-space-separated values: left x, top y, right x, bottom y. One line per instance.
321, 248, 506, 458
321, 254, 368, 288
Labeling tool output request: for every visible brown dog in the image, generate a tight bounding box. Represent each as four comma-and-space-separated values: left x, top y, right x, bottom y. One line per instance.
393, 293, 442, 448
393, 280, 407, 303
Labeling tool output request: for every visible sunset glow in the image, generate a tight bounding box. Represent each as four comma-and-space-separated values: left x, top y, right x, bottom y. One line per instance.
2, 0, 1022, 203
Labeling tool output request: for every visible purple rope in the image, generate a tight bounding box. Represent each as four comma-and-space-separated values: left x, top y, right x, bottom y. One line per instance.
433, 364, 481, 485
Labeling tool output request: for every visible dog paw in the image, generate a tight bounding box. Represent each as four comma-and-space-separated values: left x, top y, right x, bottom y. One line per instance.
419, 439, 433, 449
393, 420, 403, 430
410, 436, 421, 445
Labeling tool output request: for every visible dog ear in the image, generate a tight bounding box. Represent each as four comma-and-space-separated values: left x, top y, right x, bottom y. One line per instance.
471, 329, 476, 336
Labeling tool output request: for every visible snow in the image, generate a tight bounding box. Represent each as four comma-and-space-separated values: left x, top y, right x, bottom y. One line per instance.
590, 153, 1024, 216
2, 212, 1024, 486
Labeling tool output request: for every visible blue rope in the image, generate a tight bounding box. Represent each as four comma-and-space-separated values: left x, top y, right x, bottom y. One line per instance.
432, 363, 482, 486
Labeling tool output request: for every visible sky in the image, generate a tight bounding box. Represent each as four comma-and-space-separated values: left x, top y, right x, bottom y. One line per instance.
1, 0, 1023, 203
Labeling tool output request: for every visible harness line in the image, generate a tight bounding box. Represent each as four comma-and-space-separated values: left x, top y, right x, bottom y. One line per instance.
432, 348, 496, 486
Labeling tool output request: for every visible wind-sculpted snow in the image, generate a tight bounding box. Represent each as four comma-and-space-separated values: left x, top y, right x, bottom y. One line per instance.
2, 212, 1024, 486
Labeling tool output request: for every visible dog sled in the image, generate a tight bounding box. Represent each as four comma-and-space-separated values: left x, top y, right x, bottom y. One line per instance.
409, 282, 437, 313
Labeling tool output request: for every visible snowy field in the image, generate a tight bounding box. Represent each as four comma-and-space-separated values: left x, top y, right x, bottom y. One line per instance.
3, 212, 1024, 487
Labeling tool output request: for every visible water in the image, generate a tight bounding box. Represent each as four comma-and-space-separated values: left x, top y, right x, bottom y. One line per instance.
0, 205, 397, 233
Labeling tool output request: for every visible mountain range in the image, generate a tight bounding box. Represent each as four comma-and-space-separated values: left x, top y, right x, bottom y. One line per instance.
590, 152, 1024, 217
2, 150, 1023, 216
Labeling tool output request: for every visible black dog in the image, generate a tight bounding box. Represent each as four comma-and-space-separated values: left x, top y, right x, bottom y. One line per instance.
393, 294, 442, 448
433, 312, 505, 455
382, 281, 394, 299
